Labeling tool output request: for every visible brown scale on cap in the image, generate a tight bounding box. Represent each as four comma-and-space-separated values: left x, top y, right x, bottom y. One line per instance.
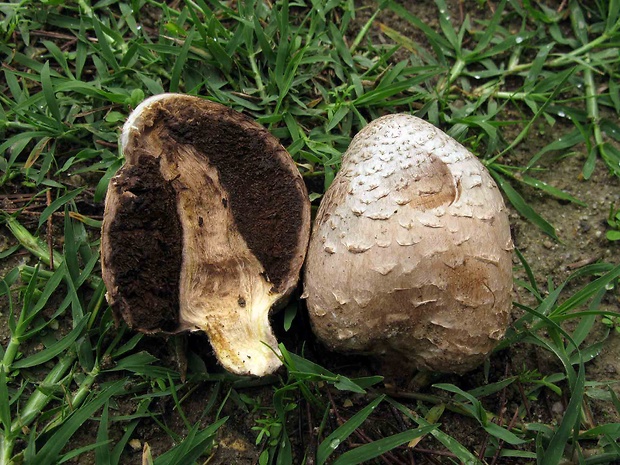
101, 94, 311, 376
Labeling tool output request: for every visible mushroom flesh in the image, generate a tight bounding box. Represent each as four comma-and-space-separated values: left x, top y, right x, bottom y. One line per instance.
304, 114, 513, 374
101, 94, 311, 376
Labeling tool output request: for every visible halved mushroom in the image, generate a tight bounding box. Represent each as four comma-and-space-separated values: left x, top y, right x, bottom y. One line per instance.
304, 114, 513, 374
101, 94, 311, 376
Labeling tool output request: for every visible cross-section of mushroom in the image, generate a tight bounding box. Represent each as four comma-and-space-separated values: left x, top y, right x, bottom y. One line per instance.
304, 114, 513, 374
101, 94, 311, 376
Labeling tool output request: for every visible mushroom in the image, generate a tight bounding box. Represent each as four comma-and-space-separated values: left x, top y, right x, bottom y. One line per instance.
304, 114, 513, 374
101, 94, 311, 376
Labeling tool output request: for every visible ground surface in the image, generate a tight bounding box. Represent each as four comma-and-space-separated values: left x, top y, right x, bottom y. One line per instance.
1, 1, 619, 464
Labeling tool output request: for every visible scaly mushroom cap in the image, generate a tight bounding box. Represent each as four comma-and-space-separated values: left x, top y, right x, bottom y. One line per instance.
304, 114, 513, 374
101, 94, 311, 376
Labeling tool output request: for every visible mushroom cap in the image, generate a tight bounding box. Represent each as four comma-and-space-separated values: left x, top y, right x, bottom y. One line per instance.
101, 93, 311, 376
304, 114, 513, 374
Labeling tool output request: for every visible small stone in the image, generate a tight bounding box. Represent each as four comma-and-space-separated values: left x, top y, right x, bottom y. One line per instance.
542, 240, 554, 249
129, 439, 142, 451
551, 401, 564, 416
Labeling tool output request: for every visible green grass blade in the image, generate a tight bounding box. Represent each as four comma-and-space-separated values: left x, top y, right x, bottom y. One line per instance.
353, 71, 439, 107
579, 423, 620, 440
111, 333, 144, 359
552, 263, 620, 317
12, 316, 88, 369
42, 40, 75, 80
317, 395, 385, 465
472, 0, 506, 55
569, 338, 606, 365
0, 366, 10, 433
58, 440, 113, 464
483, 422, 527, 446
273, 387, 293, 465
281, 349, 369, 393
489, 68, 575, 164
435, 0, 459, 52
490, 169, 558, 240
153, 417, 228, 465
332, 425, 437, 465
91, 16, 121, 73
434, 383, 526, 445
107, 351, 177, 379
22, 265, 65, 327
569, 288, 605, 350
522, 332, 577, 387
515, 248, 542, 301
37, 188, 85, 228
378, 23, 423, 55
606, 0, 620, 33
40, 61, 62, 126
601, 142, 620, 177
185, 1, 208, 44
525, 42, 555, 91
4, 215, 63, 268
494, 164, 586, 206
516, 173, 586, 206
540, 363, 585, 465
11, 353, 74, 434
95, 402, 111, 465
110, 399, 152, 464
328, 23, 354, 68
107, 351, 158, 371
466, 377, 518, 399
169, 29, 195, 93
4, 68, 26, 103
167, 374, 190, 430
570, 2, 588, 45
63, 209, 82, 285
387, 398, 481, 463
387, 1, 450, 62
30, 379, 126, 465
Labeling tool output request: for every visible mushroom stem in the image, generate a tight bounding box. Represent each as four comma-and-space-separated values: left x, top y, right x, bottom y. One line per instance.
181, 292, 281, 376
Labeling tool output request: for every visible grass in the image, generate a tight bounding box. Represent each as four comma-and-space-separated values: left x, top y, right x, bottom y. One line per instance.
0, 0, 619, 463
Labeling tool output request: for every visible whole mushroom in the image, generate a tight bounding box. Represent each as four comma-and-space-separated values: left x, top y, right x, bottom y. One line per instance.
101, 94, 311, 376
304, 114, 513, 374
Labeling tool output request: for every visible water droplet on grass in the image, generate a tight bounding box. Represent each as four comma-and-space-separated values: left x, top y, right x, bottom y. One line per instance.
515, 36, 524, 44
